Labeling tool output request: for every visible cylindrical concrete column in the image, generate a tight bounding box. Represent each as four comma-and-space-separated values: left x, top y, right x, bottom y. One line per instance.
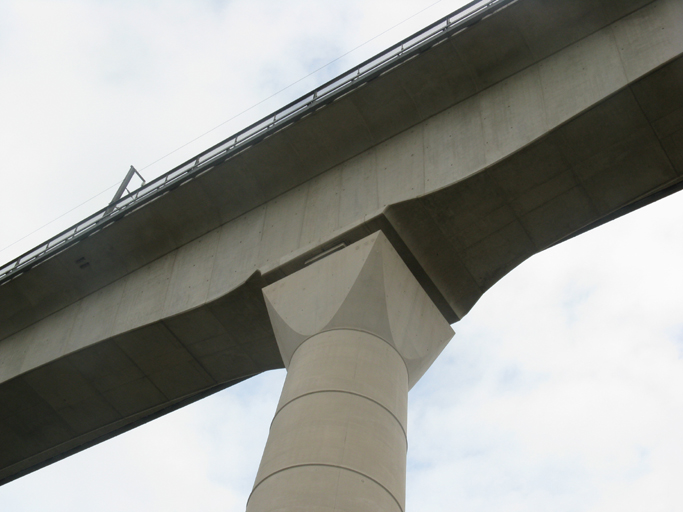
246, 329, 409, 512
251, 232, 454, 512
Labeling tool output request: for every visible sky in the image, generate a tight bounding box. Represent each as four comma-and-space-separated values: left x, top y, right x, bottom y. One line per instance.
0, 1, 682, 511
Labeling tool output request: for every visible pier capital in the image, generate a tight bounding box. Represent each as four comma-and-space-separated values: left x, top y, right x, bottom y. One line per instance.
262, 231, 454, 388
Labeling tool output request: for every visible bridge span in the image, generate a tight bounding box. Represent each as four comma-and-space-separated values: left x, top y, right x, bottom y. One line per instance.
1, 0, 682, 505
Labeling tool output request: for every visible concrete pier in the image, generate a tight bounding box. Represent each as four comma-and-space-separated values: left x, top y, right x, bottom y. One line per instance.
248, 232, 453, 511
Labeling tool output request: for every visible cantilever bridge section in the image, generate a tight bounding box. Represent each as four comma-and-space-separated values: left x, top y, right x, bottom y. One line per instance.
1, 0, 682, 488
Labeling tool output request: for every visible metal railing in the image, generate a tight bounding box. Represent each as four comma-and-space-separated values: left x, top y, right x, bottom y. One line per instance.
0, 0, 513, 286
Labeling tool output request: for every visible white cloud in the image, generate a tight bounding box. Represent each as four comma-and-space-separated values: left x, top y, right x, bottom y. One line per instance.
408, 194, 683, 511
0, 0, 468, 261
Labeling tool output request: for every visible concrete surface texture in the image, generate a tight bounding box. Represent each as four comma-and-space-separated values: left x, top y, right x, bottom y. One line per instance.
249, 232, 452, 511
1, 0, 683, 485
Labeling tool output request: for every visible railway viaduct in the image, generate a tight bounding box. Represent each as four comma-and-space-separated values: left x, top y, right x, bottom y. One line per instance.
1, 0, 682, 509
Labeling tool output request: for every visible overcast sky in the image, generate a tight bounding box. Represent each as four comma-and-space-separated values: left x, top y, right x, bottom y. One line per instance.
1, 1, 682, 511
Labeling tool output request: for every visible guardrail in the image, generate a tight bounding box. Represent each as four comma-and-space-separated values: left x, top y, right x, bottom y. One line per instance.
0, 0, 513, 286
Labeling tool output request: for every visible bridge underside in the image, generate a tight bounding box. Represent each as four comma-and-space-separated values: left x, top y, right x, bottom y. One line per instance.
390, 58, 683, 318
1, 0, 682, 486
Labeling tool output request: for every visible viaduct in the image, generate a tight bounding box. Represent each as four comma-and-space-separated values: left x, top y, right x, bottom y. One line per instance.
1, 0, 682, 509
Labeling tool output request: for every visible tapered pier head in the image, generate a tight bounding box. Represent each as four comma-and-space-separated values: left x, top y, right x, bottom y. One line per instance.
248, 231, 453, 512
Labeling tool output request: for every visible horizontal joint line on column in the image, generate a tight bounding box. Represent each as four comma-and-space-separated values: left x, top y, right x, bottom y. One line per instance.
272, 389, 408, 443
288, 327, 410, 383
248, 463, 405, 512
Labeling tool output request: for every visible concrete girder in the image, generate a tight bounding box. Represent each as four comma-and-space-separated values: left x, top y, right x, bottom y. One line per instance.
1, 0, 670, 342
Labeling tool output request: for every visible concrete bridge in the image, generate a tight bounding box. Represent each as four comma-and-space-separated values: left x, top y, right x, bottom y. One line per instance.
1, 0, 682, 508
